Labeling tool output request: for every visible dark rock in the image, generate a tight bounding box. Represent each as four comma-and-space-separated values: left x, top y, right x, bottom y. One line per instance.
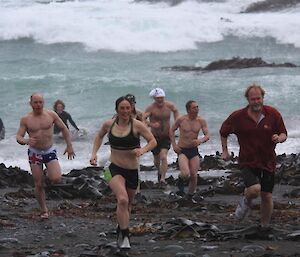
161, 57, 298, 72
242, 0, 300, 13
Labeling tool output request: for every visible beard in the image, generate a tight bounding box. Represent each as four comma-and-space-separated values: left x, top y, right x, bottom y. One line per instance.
250, 103, 262, 112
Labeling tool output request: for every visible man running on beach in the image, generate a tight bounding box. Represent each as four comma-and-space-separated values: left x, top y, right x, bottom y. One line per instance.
143, 88, 179, 185
170, 100, 209, 198
220, 84, 287, 227
16, 93, 75, 219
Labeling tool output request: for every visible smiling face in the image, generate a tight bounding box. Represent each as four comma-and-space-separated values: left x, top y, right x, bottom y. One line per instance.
247, 88, 264, 113
116, 99, 132, 120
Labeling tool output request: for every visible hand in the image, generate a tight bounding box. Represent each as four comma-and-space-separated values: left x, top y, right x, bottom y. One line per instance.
272, 134, 280, 144
27, 137, 37, 147
191, 139, 201, 147
134, 148, 145, 157
90, 155, 97, 166
173, 145, 182, 154
64, 145, 76, 160
221, 150, 231, 161
151, 122, 160, 129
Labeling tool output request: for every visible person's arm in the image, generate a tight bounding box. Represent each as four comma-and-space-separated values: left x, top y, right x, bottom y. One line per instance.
16, 117, 30, 145
272, 133, 287, 144
197, 119, 210, 145
142, 106, 151, 127
219, 114, 235, 161
90, 121, 111, 166
272, 112, 288, 144
220, 135, 231, 160
169, 117, 181, 154
133, 120, 157, 157
171, 103, 180, 120
67, 112, 79, 131
52, 111, 75, 159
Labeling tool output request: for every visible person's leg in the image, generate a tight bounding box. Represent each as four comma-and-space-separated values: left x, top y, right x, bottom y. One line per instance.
244, 184, 261, 201
178, 154, 190, 178
177, 154, 189, 194
127, 188, 137, 215
260, 191, 273, 226
260, 170, 275, 226
31, 164, 48, 215
187, 155, 200, 195
109, 175, 130, 229
153, 154, 161, 181
45, 160, 62, 184
235, 168, 260, 220
159, 148, 168, 183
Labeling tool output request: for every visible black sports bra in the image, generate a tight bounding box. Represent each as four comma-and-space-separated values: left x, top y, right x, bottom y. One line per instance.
108, 118, 140, 150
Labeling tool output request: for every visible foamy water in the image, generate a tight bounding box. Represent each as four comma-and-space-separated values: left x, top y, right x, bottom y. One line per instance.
0, 0, 299, 173
1, 0, 300, 52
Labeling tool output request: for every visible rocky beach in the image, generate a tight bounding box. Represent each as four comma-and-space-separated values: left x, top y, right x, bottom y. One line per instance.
1, 154, 299, 257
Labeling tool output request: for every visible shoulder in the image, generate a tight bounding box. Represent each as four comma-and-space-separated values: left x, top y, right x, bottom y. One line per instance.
264, 105, 281, 116
46, 109, 59, 118
176, 115, 186, 123
229, 107, 246, 119
145, 103, 155, 111
197, 116, 207, 124
165, 100, 177, 109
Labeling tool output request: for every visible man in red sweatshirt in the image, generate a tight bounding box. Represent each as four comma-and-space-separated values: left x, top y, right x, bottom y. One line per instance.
220, 84, 287, 227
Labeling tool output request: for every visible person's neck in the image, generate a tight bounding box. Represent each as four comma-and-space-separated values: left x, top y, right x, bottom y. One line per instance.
188, 113, 197, 120
117, 116, 130, 127
247, 107, 263, 123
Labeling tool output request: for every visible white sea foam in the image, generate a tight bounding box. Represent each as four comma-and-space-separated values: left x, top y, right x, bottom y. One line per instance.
1, 0, 300, 52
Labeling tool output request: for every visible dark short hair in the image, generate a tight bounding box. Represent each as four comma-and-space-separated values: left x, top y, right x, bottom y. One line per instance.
244, 83, 265, 98
185, 100, 196, 112
53, 99, 65, 111
115, 96, 131, 112
125, 94, 136, 103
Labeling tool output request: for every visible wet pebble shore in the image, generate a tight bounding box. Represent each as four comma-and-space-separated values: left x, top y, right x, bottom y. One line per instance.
0, 153, 299, 257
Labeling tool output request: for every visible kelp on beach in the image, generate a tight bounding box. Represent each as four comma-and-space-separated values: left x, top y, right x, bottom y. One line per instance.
0, 153, 299, 256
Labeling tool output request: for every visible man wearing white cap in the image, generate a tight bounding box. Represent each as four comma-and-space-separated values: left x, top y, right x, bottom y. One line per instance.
143, 88, 179, 185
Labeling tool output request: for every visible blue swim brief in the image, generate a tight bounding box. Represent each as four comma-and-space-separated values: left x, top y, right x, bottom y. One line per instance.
28, 146, 58, 165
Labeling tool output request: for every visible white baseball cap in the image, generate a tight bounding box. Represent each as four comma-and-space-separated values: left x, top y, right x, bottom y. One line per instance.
149, 88, 165, 98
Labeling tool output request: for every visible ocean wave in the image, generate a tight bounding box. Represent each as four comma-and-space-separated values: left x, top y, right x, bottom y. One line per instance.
0, 0, 300, 52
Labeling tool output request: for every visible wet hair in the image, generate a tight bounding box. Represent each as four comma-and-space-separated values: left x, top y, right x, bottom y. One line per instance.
115, 96, 132, 112
125, 94, 136, 104
244, 83, 265, 98
185, 100, 196, 112
53, 99, 65, 111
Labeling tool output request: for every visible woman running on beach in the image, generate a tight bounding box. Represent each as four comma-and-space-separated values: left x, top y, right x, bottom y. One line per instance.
90, 96, 156, 249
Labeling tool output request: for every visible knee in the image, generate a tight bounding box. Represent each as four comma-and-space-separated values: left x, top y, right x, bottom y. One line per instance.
160, 153, 167, 162
50, 176, 61, 184
189, 173, 197, 182
246, 184, 260, 198
117, 196, 129, 209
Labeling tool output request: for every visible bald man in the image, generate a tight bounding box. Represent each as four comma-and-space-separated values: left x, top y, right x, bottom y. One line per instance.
16, 93, 75, 218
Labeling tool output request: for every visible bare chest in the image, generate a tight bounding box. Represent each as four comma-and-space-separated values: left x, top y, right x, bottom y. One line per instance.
180, 119, 201, 134
150, 107, 171, 121
27, 115, 53, 133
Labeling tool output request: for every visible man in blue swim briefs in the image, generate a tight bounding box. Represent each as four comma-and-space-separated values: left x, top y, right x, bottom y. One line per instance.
16, 93, 75, 219
170, 100, 210, 198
